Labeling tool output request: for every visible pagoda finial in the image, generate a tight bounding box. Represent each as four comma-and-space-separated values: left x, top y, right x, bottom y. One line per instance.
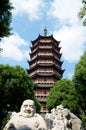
44, 26, 47, 36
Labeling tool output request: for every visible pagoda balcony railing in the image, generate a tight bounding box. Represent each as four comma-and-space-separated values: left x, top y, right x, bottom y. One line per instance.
35, 93, 49, 97
30, 71, 54, 76
35, 82, 55, 85
37, 73, 55, 76
39, 46, 52, 49
34, 83, 54, 88
37, 71, 54, 73
38, 62, 53, 64
37, 97, 46, 102
38, 54, 53, 56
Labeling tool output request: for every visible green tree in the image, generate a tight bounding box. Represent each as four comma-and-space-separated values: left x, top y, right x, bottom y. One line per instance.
0, 0, 13, 39
73, 51, 86, 126
46, 79, 80, 116
0, 0, 13, 53
78, 0, 86, 26
0, 64, 40, 129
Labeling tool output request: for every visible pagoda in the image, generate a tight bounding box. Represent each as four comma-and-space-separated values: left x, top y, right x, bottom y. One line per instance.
27, 28, 64, 113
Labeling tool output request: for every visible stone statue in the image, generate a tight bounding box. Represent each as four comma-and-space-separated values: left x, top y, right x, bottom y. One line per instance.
3, 99, 48, 130
45, 105, 82, 130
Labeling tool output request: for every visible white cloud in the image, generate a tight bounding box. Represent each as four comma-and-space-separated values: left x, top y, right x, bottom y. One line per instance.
49, 0, 82, 25
54, 24, 86, 62
11, 0, 44, 20
0, 33, 29, 61
48, 0, 86, 63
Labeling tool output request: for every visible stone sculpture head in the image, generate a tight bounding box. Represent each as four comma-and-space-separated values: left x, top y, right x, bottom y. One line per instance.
56, 105, 64, 118
20, 99, 36, 118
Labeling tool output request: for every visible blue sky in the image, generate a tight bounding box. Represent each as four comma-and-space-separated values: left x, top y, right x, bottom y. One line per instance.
0, 0, 86, 79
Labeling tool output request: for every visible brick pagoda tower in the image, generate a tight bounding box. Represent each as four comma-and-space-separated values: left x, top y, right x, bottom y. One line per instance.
27, 28, 64, 113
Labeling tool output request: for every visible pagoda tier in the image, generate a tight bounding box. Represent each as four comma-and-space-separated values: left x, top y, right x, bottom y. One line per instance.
30, 42, 61, 52
29, 49, 62, 60
31, 34, 60, 44
28, 55, 63, 68
28, 57, 63, 67
28, 66, 64, 76
28, 65, 64, 78
27, 31, 64, 113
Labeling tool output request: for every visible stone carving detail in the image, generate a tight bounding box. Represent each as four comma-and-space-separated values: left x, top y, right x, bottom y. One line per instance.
45, 105, 83, 130
3, 99, 48, 130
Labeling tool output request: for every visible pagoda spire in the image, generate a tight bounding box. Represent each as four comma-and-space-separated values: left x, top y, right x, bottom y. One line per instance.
44, 26, 47, 36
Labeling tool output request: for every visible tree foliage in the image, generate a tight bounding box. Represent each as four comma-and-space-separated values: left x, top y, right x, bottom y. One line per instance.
78, 0, 86, 26
0, 64, 40, 129
46, 79, 80, 116
46, 51, 86, 127
0, 0, 13, 39
73, 51, 86, 117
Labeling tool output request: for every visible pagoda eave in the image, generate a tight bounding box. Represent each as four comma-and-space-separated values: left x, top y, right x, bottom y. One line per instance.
31, 73, 62, 79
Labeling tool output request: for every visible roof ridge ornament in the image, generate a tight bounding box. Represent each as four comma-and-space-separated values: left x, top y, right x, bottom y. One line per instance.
44, 26, 47, 36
